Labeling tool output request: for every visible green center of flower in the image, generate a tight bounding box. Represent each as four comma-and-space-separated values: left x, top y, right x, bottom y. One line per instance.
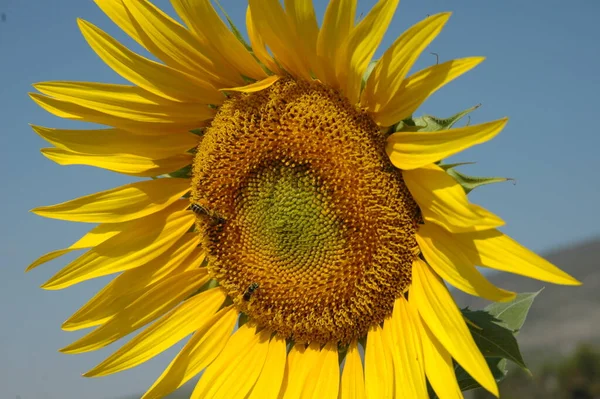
239, 164, 345, 273
191, 78, 420, 344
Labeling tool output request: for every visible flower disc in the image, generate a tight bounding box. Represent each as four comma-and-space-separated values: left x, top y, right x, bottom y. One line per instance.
192, 78, 419, 344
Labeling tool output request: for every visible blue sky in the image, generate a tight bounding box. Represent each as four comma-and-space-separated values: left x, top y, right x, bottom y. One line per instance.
1, 0, 599, 398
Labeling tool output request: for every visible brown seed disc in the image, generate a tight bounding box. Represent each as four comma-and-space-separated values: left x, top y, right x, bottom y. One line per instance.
191, 78, 419, 344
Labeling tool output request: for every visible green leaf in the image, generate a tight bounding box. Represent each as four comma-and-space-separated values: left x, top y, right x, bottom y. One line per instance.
463, 309, 528, 370
429, 357, 507, 398
438, 161, 475, 170
485, 290, 543, 334
189, 128, 204, 137
446, 168, 515, 194
167, 165, 192, 179
430, 292, 540, 397
403, 104, 482, 133
213, 0, 252, 52
454, 357, 508, 392
390, 116, 416, 134
238, 312, 249, 327
361, 60, 378, 91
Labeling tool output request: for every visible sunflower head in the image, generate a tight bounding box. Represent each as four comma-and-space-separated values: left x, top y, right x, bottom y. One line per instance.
191, 77, 419, 344
28, 0, 580, 398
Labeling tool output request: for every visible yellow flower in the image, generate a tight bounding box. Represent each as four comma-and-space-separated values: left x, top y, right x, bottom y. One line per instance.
28, 1, 579, 398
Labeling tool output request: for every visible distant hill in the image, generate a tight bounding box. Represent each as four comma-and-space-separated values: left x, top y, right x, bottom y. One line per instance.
120, 237, 600, 399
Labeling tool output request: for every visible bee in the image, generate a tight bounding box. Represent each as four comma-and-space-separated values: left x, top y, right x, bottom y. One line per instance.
243, 282, 260, 301
190, 201, 225, 223
190, 203, 210, 216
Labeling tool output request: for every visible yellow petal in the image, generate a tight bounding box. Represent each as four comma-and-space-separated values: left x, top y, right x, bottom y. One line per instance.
171, 0, 266, 80
94, 0, 142, 44
388, 297, 427, 399
142, 307, 238, 399
221, 75, 280, 93
122, 0, 241, 87
62, 233, 202, 331
387, 118, 508, 170
412, 258, 499, 397
247, 334, 288, 399
26, 248, 79, 272
60, 268, 209, 353
282, 342, 339, 399
284, 0, 321, 77
284, 0, 319, 53
279, 344, 308, 399
417, 222, 516, 302
104, 0, 238, 86
363, 13, 451, 111
191, 326, 272, 399
421, 323, 463, 399
339, 341, 366, 399
316, 0, 356, 86
42, 200, 194, 290
26, 221, 128, 272
41, 148, 193, 177
373, 57, 485, 126
365, 324, 394, 398
78, 19, 222, 103
281, 343, 313, 398
85, 287, 227, 377
304, 342, 340, 398
32, 178, 190, 223
30, 93, 212, 134
246, 6, 281, 74
34, 82, 216, 123
336, 0, 399, 104
71, 221, 129, 247
31, 125, 199, 159
447, 229, 581, 285
248, 0, 311, 80
403, 164, 504, 232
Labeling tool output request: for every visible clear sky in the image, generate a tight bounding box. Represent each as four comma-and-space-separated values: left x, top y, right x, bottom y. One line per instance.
1, 0, 599, 398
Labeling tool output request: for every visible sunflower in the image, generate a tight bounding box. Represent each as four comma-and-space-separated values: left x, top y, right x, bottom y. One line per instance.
28, 0, 580, 398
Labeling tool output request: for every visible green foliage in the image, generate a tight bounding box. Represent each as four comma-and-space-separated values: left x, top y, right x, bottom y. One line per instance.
189, 128, 204, 136
213, 0, 252, 52
463, 309, 527, 370
557, 344, 600, 398
391, 105, 513, 193
167, 165, 192, 179
471, 344, 600, 399
394, 104, 480, 133
361, 60, 378, 91
455, 357, 509, 392
445, 167, 515, 194
431, 292, 539, 398
438, 160, 514, 194
485, 291, 542, 334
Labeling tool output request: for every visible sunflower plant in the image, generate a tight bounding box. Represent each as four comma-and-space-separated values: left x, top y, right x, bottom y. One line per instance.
28, 0, 579, 398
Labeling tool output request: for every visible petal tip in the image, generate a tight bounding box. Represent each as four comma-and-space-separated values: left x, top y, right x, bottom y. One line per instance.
436, 11, 453, 20
562, 276, 583, 286
61, 322, 76, 331
498, 291, 518, 302
82, 370, 97, 378
58, 343, 80, 354
40, 279, 60, 290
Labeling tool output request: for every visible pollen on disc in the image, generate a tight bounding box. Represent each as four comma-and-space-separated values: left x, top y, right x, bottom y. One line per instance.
191, 78, 420, 344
